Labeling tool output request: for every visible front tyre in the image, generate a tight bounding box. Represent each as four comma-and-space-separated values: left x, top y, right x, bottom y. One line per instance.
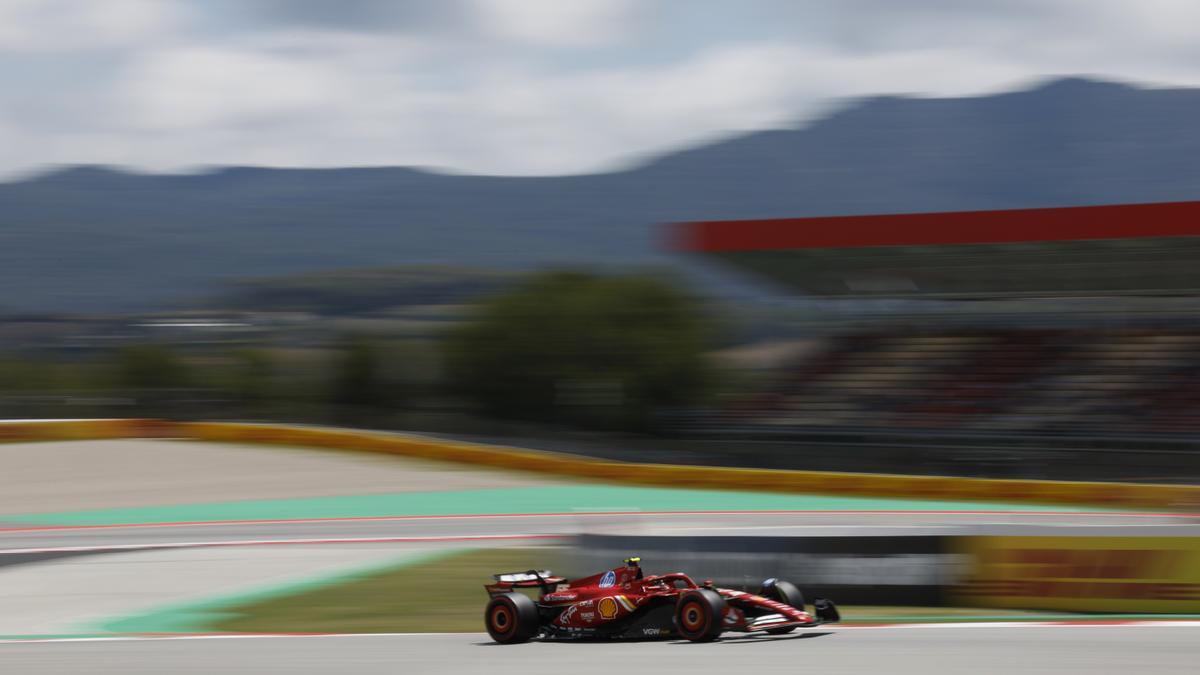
675, 589, 726, 642
485, 593, 540, 644
760, 579, 805, 634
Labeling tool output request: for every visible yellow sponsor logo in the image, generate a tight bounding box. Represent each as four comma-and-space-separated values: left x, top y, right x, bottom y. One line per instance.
597, 596, 620, 620
954, 536, 1200, 612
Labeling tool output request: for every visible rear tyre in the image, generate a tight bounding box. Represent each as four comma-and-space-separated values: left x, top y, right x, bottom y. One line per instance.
760, 579, 805, 634
675, 589, 726, 642
485, 593, 540, 644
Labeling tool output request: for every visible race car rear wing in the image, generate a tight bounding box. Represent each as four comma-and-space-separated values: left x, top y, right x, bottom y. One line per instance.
485, 569, 567, 597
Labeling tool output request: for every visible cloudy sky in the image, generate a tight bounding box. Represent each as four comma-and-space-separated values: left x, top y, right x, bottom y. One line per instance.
2, 0, 1199, 177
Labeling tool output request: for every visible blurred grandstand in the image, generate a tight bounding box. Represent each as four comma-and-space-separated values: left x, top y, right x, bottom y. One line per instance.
718, 326, 1200, 437
675, 200, 1200, 483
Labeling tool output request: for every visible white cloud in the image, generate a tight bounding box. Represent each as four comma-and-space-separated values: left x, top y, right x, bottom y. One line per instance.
64, 40, 1031, 175
434, 43, 1033, 174
116, 46, 339, 130
0, 0, 182, 51
470, 0, 638, 47
4, 0, 1200, 177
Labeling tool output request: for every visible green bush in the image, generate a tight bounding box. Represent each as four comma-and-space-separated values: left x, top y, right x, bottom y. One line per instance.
329, 337, 393, 411
442, 272, 713, 431
115, 345, 190, 390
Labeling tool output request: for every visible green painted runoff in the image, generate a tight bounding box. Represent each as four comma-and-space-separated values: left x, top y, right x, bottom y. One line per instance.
10, 484, 1121, 526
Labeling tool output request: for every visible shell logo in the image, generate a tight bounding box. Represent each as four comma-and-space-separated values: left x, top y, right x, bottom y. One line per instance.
597, 596, 619, 620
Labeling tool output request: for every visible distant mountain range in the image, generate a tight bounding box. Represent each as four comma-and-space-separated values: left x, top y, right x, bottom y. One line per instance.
3, 77, 1200, 313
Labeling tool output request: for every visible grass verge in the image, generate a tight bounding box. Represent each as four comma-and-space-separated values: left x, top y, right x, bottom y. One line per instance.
213, 548, 551, 634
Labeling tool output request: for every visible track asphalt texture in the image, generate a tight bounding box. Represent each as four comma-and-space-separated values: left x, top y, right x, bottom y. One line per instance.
0, 545, 454, 637
5, 511, 1197, 554
4, 439, 1198, 671
3, 625, 1199, 674
4, 510, 1195, 640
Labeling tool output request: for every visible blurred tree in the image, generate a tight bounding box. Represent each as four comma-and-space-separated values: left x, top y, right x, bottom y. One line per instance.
116, 345, 190, 391
228, 348, 273, 412
113, 345, 191, 418
329, 337, 392, 414
443, 272, 713, 431
0, 357, 52, 392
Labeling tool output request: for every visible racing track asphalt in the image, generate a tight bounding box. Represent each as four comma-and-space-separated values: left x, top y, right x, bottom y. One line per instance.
4, 510, 1200, 555
3, 624, 1199, 674
4, 437, 1200, 671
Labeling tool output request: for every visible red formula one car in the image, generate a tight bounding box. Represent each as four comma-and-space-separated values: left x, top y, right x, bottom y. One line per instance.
484, 557, 839, 643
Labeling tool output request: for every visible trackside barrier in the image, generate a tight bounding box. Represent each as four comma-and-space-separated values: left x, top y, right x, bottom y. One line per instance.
0, 419, 168, 442
575, 534, 1200, 612
3, 420, 1200, 510
953, 536, 1200, 613
572, 533, 956, 605
170, 422, 1200, 510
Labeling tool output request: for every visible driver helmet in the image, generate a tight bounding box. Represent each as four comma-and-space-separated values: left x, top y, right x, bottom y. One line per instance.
624, 556, 643, 579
